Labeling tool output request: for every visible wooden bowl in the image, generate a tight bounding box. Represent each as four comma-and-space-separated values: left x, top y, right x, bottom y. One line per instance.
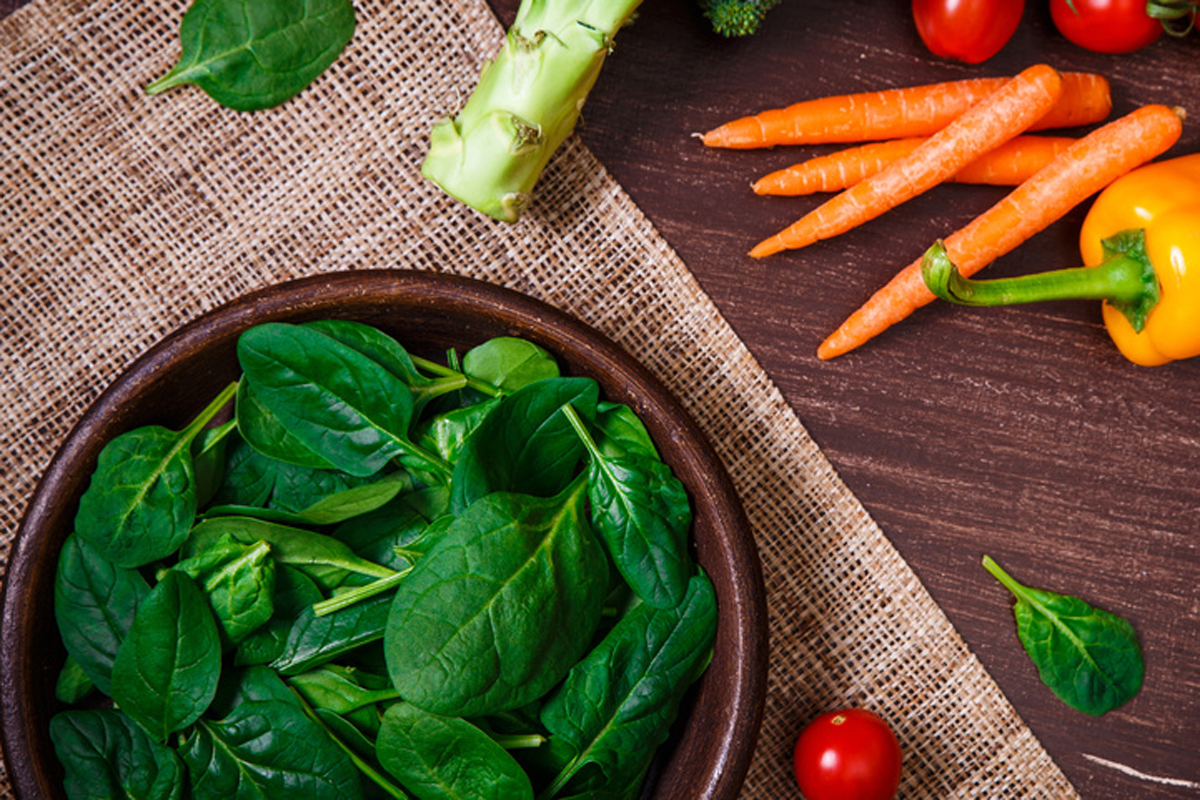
1, 271, 767, 799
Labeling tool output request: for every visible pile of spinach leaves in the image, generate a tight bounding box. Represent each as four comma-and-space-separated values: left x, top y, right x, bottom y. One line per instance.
50, 320, 718, 800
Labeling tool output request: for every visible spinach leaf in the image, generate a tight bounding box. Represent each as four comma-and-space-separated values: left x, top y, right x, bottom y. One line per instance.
206, 471, 412, 527
50, 708, 185, 800
271, 592, 392, 675
54, 657, 95, 705
450, 377, 599, 513
53, 533, 151, 695
173, 534, 276, 647
74, 382, 236, 567
376, 702, 534, 800
193, 418, 237, 508
385, 479, 608, 717
415, 397, 501, 464
234, 564, 324, 666
237, 323, 449, 480
983, 555, 1144, 716
187, 517, 397, 585
332, 491, 444, 571
593, 401, 659, 461
461, 337, 560, 394
540, 572, 718, 796
304, 320, 468, 416
288, 665, 398, 715
145, 0, 356, 112
110, 571, 222, 741
563, 404, 692, 609
180, 668, 365, 800
236, 379, 336, 470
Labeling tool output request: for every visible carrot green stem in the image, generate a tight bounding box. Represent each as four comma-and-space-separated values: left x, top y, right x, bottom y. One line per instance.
921, 228, 1160, 332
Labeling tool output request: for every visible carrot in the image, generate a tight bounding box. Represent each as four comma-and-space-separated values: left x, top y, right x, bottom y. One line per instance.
749, 64, 1065, 259
816, 104, 1185, 360
752, 135, 1077, 196
701, 72, 1110, 150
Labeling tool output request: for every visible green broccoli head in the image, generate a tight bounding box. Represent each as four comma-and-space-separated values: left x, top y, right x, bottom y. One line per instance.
699, 0, 782, 37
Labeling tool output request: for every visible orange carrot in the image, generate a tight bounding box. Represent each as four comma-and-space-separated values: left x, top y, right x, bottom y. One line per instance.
817, 104, 1185, 360
702, 72, 1110, 150
752, 135, 1077, 196
749, 64, 1064, 259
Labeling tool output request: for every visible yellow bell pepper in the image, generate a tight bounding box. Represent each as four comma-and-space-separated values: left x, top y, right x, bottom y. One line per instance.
921, 153, 1200, 366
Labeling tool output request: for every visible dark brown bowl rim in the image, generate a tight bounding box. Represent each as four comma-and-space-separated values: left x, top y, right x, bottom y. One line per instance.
0, 270, 767, 799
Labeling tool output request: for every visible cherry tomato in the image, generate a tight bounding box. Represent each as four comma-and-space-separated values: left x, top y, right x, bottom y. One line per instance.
792, 708, 902, 800
912, 0, 1025, 64
1050, 0, 1162, 53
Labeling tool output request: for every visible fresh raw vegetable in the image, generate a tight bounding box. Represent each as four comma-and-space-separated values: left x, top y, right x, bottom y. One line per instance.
982, 556, 1144, 716
1147, 0, 1199, 36
912, 0, 1024, 64
791, 708, 902, 800
748, 64, 1065, 258
752, 135, 1076, 196
421, 0, 643, 222
49, 321, 715, 800
699, 71, 1111, 149
697, 0, 782, 36
1050, 0, 1161, 53
817, 103, 1185, 360
921, 153, 1200, 366
145, 0, 357, 111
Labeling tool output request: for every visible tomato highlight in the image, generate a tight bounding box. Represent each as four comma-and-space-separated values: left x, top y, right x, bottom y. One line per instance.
1050, 0, 1162, 53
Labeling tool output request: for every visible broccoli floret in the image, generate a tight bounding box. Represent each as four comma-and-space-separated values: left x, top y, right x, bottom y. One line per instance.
698, 0, 782, 37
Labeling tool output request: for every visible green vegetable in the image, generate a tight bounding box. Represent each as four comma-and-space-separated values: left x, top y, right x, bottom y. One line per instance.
109, 571, 223, 741
145, 0, 357, 111
54, 658, 95, 705
385, 479, 608, 717
563, 403, 692, 609
288, 665, 399, 715
376, 702, 534, 800
696, 0, 782, 37
450, 377, 599, 512
54, 533, 151, 696
172, 535, 277, 647
983, 555, 1144, 716
461, 337, 561, 394
74, 382, 236, 568
420, 0, 644, 222
50, 709, 185, 800
179, 667, 365, 799
539, 572, 718, 798
270, 592, 392, 675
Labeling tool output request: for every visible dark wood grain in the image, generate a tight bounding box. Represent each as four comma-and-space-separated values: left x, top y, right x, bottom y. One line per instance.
4, 0, 1199, 796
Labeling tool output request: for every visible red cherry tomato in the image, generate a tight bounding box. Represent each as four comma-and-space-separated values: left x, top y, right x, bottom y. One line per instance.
912, 0, 1025, 64
1050, 0, 1162, 53
792, 708, 902, 800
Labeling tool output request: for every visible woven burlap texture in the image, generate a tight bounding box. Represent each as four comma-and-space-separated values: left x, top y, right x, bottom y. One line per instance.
0, 0, 1079, 797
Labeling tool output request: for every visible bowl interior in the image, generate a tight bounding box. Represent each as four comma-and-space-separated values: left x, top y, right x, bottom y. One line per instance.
1, 270, 766, 799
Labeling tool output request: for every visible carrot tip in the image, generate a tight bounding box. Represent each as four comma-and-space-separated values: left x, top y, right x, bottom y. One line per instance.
748, 239, 783, 258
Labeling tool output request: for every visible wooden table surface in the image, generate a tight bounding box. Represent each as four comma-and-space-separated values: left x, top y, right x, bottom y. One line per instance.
5, 0, 1199, 797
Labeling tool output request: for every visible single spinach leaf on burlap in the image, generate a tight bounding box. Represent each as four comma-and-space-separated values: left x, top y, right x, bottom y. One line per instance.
54, 533, 152, 696
461, 337, 560, 394
179, 667, 365, 800
74, 383, 236, 567
236, 323, 450, 480
983, 555, 1144, 716
376, 702, 534, 800
145, 0, 356, 112
563, 403, 692, 609
110, 571, 222, 741
450, 377, 599, 513
385, 478, 608, 718
540, 572, 718, 797
50, 708, 185, 800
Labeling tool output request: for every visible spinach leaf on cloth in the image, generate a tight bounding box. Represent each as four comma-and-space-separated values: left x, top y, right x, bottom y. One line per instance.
145, 0, 357, 111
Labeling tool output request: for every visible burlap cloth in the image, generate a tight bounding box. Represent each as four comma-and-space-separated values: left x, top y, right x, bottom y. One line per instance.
0, 0, 1080, 796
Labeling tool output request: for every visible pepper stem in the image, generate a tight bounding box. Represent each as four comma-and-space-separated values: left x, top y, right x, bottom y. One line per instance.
921, 229, 1160, 332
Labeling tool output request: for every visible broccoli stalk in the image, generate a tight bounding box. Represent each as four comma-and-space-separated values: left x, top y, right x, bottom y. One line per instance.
697, 0, 781, 37
421, 0, 644, 223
